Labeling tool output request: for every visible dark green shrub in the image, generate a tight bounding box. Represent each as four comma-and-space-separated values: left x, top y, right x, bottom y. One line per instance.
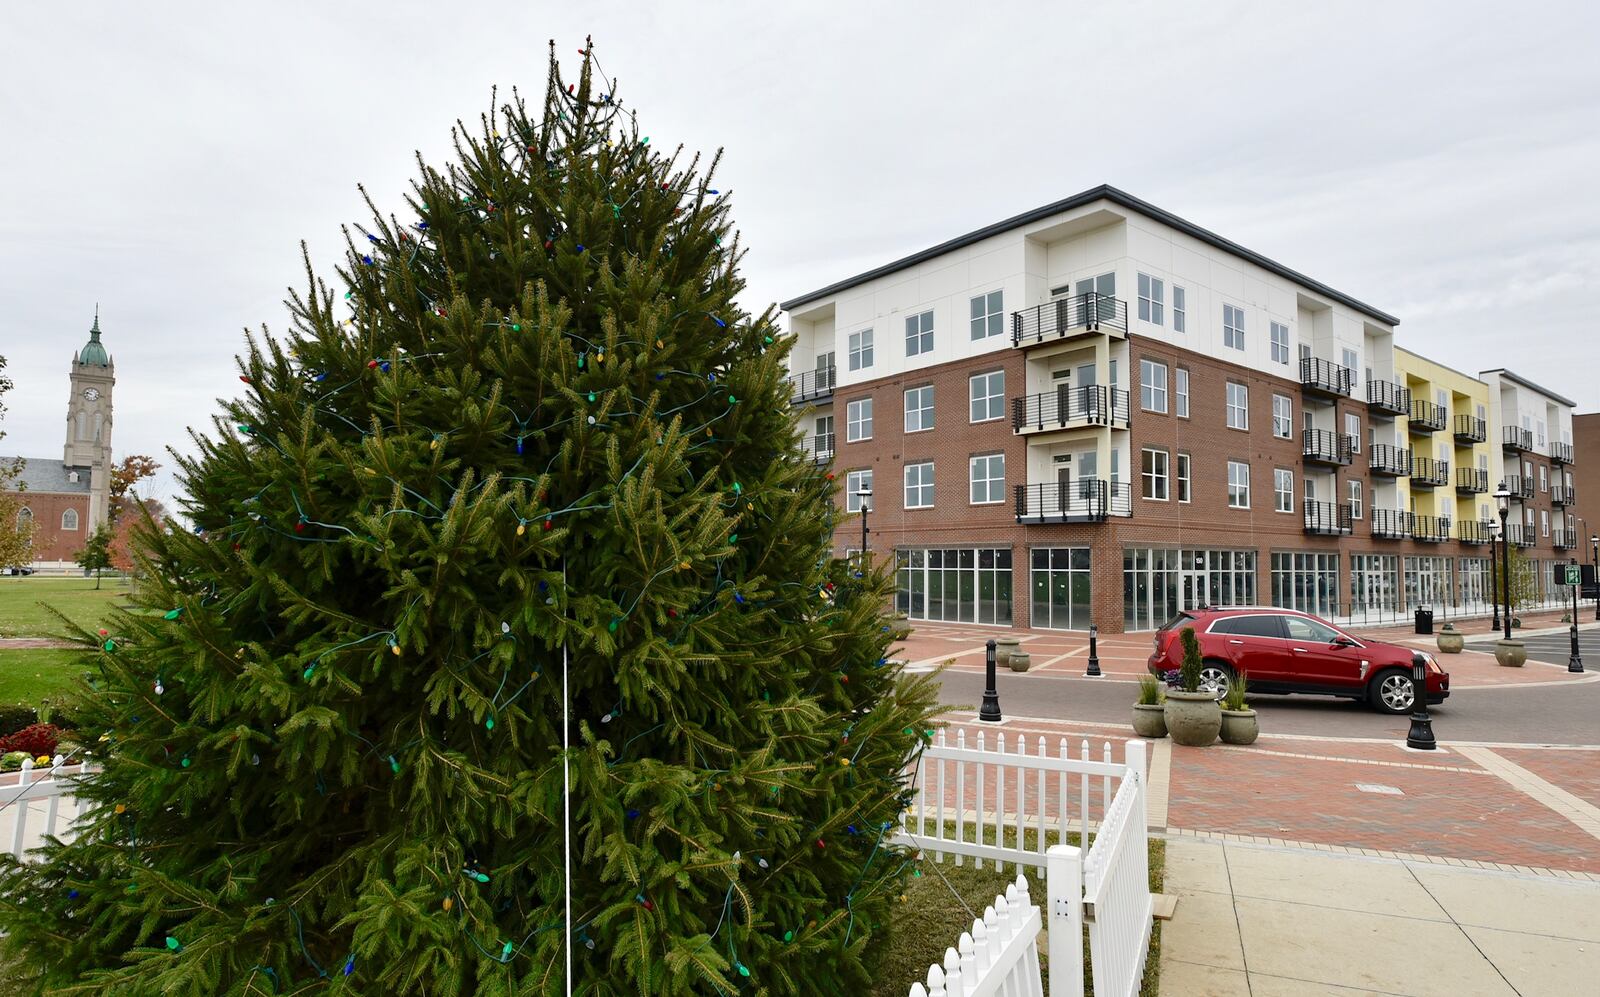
1179, 627, 1202, 693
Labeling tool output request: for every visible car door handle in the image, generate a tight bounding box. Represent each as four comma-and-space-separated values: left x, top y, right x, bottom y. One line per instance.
1228, 640, 1244, 645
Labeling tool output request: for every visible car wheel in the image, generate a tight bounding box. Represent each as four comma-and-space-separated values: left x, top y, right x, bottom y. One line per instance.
1369, 669, 1416, 715
1198, 661, 1234, 702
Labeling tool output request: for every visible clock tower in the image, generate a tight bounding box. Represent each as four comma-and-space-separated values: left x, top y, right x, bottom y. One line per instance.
64, 308, 115, 532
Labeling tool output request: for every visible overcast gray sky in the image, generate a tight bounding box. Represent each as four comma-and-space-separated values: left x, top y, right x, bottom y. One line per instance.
3, 1, 1597, 508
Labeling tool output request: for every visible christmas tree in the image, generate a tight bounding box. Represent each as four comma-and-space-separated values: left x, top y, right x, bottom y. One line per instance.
0, 42, 938, 996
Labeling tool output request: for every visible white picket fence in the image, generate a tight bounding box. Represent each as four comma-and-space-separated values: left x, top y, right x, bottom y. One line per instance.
0, 756, 93, 861
909, 874, 1042, 997
898, 732, 1151, 997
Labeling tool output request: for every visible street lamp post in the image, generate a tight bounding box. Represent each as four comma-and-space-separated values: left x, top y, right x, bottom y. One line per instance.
1495, 484, 1512, 641
979, 639, 1003, 722
855, 487, 872, 565
1592, 535, 1599, 623
1488, 519, 1501, 632
1568, 557, 1584, 674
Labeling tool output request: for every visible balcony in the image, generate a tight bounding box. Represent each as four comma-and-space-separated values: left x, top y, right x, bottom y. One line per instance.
787, 365, 836, 405
1453, 414, 1487, 444
1550, 441, 1574, 464
1011, 385, 1130, 435
1455, 467, 1488, 494
1502, 426, 1533, 452
1505, 523, 1535, 548
1014, 479, 1130, 523
1503, 475, 1534, 500
1366, 380, 1411, 417
1011, 294, 1128, 349
1304, 500, 1353, 536
799, 432, 835, 465
1370, 508, 1412, 540
1457, 520, 1495, 545
1300, 357, 1354, 399
1408, 399, 1446, 434
1554, 529, 1579, 550
1410, 456, 1449, 488
1302, 429, 1354, 466
1552, 485, 1576, 507
1412, 514, 1452, 543
1369, 444, 1411, 477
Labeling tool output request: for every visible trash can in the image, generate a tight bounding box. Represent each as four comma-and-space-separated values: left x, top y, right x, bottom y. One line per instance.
1414, 607, 1434, 635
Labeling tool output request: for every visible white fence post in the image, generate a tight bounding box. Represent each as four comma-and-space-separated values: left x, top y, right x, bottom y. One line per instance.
1125, 739, 1148, 833
1046, 844, 1085, 997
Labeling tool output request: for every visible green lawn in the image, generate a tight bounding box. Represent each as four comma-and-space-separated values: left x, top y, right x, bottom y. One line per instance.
0, 576, 129, 638
0, 648, 89, 709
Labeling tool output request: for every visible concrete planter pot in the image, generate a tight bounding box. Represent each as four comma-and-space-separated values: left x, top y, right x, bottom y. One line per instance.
1494, 639, 1527, 668
1131, 704, 1168, 739
1219, 708, 1259, 745
994, 637, 1022, 671
1162, 690, 1221, 747
1008, 651, 1032, 673
1436, 624, 1464, 654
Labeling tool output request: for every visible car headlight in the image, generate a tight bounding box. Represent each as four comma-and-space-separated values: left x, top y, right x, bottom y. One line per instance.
1424, 654, 1443, 675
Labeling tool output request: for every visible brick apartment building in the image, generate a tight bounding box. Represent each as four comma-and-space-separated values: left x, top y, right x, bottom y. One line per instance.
1575, 412, 1600, 568
782, 186, 1583, 633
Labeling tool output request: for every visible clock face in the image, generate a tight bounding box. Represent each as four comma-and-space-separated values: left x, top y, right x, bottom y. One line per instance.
82, 388, 99, 401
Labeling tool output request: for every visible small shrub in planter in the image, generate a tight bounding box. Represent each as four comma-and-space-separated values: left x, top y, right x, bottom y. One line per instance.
0, 723, 62, 759
1162, 628, 1221, 746
1132, 674, 1167, 739
1219, 671, 1259, 745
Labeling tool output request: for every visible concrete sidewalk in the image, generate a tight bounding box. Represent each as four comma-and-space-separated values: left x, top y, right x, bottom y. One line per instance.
1159, 837, 1600, 996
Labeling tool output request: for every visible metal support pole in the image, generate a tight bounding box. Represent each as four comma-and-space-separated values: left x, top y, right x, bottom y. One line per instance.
1593, 537, 1599, 623
1405, 654, 1437, 751
1499, 508, 1513, 641
979, 639, 1003, 722
1570, 559, 1584, 674
1085, 623, 1102, 677
1490, 537, 1500, 632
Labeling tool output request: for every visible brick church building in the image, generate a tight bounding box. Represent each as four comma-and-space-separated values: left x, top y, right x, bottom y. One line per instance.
4, 313, 116, 568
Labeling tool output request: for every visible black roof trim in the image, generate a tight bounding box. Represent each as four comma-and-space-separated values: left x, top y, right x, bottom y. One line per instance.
1478, 369, 1578, 408
780, 184, 1401, 326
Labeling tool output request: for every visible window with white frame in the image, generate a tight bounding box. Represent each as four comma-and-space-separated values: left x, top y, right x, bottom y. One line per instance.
1344, 348, 1360, 377
1223, 304, 1245, 350
1349, 479, 1363, 519
846, 397, 873, 442
904, 385, 934, 433
1172, 286, 1186, 332
970, 290, 1004, 341
905, 310, 934, 357
1272, 394, 1292, 439
969, 454, 1005, 504
1176, 453, 1191, 503
1138, 273, 1164, 324
904, 462, 935, 509
1541, 509, 1549, 537
1227, 461, 1250, 508
848, 329, 873, 371
1536, 419, 1546, 447
1274, 468, 1293, 512
1175, 368, 1189, 418
969, 370, 1004, 423
62, 508, 79, 531
1538, 465, 1547, 491
1346, 412, 1361, 452
845, 469, 872, 512
1139, 359, 1167, 413
1141, 447, 1169, 501
1226, 382, 1249, 430
1269, 322, 1290, 364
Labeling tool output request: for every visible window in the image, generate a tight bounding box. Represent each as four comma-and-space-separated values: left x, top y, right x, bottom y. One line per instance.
1304, 477, 1316, 502
901, 548, 1014, 625
846, 398, 873, 442
1176, 453, 1191, 503
1346, 413, 1361, 452
1343, 348, 1359, 377
1175, 368, 1189, 418
970, 290, 1004, 341
1141, 448, 1169, 501
848, 329, 873, 371
970, 454, 1005, 504
61, 508, 79, 531
67, 471, 79, 484
813, 415, 834, 456
1123, 548, 1256, 631
905, 310, 934, 357
845, 469, 872, 512
904, 385, 935, 433
1030, 547, 1090, 630
1137, 273, 1164, 324
1271, 394, 1292, 439
1271, 552, 1342, 620
904, 462, 935, 509
1226, 383, 1249, 430
1211, 615, 1285, 638
1227, 461, 1250, 508
1173, 286, 1186, 332
1269, 322, 1290, 364
1139, 359, 1168, 413
1283, 615, 1344, 643
1349, 479, 1363, 520
969, 370, 1005, 423
1536, 419, 1546, 447
1299, 342, 1312, 364
16, 507, 32, 528
1538, 465, 1547, 491
1222, 304, 1245, 350
1541, 510, 1549, 537
1274, 468, 1294, 512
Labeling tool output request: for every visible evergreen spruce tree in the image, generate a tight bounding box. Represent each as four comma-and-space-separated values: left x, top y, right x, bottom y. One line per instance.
0, 42, 939, 995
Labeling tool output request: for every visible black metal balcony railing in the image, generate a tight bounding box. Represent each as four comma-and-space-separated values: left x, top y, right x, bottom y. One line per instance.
1013, 478, 1131, 522
1457, 520, 1495, 545
1455, 467, 1488, 494
1302, 429, 1354, 466
1370, 508, 1412, 540
1505, 523, 1535, 548
1366, 380, 1411, 416
1408, 399, 1446, 433
1551, 485, 1576, 506
1502, 426, 1534, 452
1304, 500, 1353, 536
787, 365, 836, 404
1554, 529, 1579, 550
1550, 441, 1574, 464
1503, 475, 1535, 500
800, 432, 835, 464
1369, 444, 1411, 476
1010, 385, 1130, 432
1011, 294, 1128, 347
1453, 414, 1487, 444
1410, 456, 1449, 487
1300, 357, 1354, 398
1412, 514, 1452, 542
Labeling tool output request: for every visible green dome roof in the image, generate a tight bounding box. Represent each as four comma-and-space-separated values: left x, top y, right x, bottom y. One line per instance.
78, 310, 109, 366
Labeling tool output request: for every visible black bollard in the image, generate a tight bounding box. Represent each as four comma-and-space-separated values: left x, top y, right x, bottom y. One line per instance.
979, 639, 1003, 722
1570, 565, 1585, 673
1405, 654, 1437, 750
1085, 623, 1102, 677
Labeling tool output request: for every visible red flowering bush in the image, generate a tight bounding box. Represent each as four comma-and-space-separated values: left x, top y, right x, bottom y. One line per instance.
0, 724, 60, 759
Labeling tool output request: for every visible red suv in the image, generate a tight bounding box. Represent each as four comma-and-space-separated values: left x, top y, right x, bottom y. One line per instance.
1147, 607, 1449, 714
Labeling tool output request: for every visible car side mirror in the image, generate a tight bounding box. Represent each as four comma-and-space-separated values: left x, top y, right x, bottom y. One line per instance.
1331, 637, 1357, 648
